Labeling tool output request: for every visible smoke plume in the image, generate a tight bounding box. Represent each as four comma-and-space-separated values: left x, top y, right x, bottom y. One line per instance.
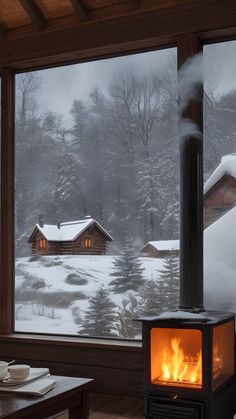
178, 53, 203, 138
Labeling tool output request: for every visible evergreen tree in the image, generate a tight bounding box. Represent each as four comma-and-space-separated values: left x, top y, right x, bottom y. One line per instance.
79, 288, 117, 337
158, 254, 179, 309
109, 236, 145, 293
138, 277, 168, 316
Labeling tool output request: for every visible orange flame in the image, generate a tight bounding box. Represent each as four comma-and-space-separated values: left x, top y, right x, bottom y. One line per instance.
160, 337, 202, 387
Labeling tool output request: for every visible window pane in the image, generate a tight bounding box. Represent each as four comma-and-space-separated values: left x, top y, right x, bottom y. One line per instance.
15, 49, 178, 338
204, 41, 236, 313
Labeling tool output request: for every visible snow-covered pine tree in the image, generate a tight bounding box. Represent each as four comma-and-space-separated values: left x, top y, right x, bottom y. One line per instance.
138, 277, 168, 316
109, 235, 145, 293
157, 254, 179, 309
79, 287, 117, 337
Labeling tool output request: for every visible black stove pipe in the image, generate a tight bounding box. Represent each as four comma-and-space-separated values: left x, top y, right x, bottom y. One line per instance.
179, 132, 205, 312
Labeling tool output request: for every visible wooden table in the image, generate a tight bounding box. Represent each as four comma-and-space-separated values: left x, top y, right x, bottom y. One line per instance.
0, 375, 93, 418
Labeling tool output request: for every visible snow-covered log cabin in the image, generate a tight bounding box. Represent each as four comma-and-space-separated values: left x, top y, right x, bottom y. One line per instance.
28, 216, 113, 256
140, 240, 179, 258
204, 154, 236, 228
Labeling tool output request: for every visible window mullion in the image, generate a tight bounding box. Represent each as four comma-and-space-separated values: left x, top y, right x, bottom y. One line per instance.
0, 67, 15, 334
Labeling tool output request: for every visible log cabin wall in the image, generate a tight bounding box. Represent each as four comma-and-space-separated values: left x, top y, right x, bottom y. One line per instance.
31, 225, 109, 255
204, 175, 236, 227
157, 250, 179, 258
140, 244, 159, 258
40, 240, 68, 255
73, 225, 108, 255
32, 230, 48, 255
140, 244, 179, 258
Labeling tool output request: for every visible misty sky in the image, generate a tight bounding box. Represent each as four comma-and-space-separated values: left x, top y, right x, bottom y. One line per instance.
17, 40, 236, 116
33, 48, 175, 115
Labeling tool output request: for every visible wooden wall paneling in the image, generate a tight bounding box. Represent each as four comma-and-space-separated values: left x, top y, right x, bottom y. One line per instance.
28, 360, 143, 395
0, 340, 142, 369
0, 12, 176, 70
0, 337, 143, 395
19, 0, 47, 29
0, 68, 15, 335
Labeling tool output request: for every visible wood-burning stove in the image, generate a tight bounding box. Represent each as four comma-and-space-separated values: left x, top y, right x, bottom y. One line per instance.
140, 311, 236, 418
138, 128, 236, 418
138, 56, 236, 418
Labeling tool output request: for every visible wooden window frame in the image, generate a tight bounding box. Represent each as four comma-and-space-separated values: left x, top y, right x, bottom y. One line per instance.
0, 2, 236, 395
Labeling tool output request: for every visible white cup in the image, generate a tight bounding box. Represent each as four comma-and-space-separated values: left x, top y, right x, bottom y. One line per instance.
0, 361, 9, 380
8, 365, 30, 380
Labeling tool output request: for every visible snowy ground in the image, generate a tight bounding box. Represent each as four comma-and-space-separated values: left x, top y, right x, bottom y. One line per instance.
15, 206, 236, 337
15, 255, 164, 336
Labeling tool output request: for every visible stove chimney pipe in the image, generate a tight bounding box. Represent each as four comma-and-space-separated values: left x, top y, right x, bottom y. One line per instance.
179, 134, 204, 312
178, 37, 205, 312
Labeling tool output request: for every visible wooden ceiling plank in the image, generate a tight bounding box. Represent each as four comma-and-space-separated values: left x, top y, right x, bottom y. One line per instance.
128, 0, 139, 9
18, 0, 47, 29
0, 22, 7, 39
2, 0, 236, 70
69, 0, 90, 21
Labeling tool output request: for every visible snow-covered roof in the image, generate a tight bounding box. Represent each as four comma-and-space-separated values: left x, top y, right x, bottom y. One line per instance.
204, 204, 236, 265
204, 205, 236, 310
204, 154, 236, 194
147, 240, 179, 251
29, 218, 113, 242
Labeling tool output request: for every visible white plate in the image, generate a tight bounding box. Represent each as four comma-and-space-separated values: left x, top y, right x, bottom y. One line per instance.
1, 368, 50, 386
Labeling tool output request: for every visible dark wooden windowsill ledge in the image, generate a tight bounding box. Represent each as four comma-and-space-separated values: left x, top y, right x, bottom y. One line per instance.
0, 333, 142, 349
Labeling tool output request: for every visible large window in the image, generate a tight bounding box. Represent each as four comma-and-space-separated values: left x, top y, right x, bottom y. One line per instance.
204, 40, 236, 313
14, 48, 179, 338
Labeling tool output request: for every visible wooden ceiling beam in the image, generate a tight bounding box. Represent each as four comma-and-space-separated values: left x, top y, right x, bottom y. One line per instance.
69, 0, 90, 21
128, 0, 140, 9
1, 0, 236, 70
0, 21, 7, 39
18, 0, 47, 29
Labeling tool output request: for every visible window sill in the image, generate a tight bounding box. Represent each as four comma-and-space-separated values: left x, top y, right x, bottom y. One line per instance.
0, 332, 142, 350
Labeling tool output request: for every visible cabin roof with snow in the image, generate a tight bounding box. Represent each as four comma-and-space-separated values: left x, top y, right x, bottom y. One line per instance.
204, 154, 236, 195
28, 218, 113, 243
147, 240, 179, 251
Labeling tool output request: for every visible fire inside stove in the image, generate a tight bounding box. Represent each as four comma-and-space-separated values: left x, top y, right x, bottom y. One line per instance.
150, 326, 226, 390
151, 328, 203, 388
160, 336, 202, 387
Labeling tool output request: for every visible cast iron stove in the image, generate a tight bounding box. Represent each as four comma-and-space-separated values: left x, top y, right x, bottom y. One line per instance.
138, 81, 236, 418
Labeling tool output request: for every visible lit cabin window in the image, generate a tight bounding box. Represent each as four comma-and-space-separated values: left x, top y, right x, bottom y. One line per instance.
39, 239, 46, 249
84, 237, 92, 248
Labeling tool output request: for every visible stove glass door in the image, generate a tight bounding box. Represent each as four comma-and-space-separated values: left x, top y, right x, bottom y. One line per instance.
150, 327, 202, 389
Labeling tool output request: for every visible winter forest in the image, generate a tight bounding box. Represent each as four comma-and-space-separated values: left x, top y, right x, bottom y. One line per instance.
14, 44, 236, 338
